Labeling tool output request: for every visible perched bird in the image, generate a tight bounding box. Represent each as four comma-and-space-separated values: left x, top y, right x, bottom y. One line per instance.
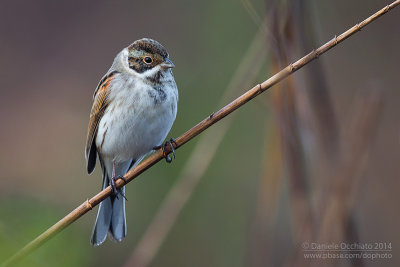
85, 38, 178, 246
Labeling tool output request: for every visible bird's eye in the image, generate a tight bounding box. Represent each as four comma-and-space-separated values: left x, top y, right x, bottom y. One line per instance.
143, 56, 153, 64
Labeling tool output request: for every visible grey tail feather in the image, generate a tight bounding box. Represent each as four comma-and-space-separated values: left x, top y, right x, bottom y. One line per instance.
90, 158, 133, 246
90, 170, 113, 246
108, 184, 127, 242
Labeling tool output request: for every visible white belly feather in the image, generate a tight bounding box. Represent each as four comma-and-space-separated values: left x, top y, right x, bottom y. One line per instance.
96, 73, 178, 162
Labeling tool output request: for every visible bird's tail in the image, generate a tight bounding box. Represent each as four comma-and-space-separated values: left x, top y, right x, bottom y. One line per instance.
90, 159, 132, 246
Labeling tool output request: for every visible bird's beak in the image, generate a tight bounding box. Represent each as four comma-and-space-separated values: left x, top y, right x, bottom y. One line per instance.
161, 58, 175, 69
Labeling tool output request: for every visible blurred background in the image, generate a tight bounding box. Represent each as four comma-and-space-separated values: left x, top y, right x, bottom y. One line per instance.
0, 0, 399, 266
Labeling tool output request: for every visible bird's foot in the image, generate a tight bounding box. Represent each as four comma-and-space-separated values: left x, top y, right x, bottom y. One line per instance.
110, 176, 128, 200
162, 138, 177, 163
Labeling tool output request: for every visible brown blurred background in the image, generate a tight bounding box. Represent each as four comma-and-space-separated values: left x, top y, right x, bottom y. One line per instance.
0, 0, 399, 266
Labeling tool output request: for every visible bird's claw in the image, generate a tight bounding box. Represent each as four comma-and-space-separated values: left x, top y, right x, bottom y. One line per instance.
110, 176, 128, 200
162, 138, 177, 163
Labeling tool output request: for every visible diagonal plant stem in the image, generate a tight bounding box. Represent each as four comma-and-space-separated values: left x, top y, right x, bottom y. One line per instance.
2, 1, 399, 265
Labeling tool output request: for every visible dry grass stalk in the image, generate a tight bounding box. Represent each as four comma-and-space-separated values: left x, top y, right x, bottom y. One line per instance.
310, 93, 382, 267
261, 4, 315, 267
259, 1, 387, 267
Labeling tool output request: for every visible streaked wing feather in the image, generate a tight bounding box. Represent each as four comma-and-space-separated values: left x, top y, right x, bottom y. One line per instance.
85, 71, 118, 174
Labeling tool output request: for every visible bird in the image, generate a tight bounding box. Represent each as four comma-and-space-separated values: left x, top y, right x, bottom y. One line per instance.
85, 38, 178, 246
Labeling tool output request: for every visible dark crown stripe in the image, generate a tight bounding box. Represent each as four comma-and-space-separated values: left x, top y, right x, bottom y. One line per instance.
129, 39, 168, 58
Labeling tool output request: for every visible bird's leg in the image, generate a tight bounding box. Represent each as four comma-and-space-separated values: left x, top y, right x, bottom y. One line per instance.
162, 138, 177, 163
110, 160, 127, 200
110, 160, 117, 194
112, 160, 116, 180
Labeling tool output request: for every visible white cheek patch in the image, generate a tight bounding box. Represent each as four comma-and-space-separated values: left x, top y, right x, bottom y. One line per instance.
141, 65, 163, 79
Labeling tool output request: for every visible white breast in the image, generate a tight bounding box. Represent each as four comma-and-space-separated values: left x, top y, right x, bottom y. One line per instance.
96, 72, 178, 162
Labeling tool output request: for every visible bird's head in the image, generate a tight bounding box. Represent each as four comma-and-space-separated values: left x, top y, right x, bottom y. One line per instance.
125, 38, 174, 81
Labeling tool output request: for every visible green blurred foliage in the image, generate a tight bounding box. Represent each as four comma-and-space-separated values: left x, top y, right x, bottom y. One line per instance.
0, 197, 91, 266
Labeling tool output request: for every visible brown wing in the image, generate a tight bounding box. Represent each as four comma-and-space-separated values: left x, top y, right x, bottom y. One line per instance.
85, 71, 118, 174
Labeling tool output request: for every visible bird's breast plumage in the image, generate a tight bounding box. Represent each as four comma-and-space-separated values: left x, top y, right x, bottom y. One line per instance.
95, 71, 178, 162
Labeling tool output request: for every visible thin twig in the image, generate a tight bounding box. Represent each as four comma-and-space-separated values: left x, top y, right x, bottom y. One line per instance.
2, 1, 399, 265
